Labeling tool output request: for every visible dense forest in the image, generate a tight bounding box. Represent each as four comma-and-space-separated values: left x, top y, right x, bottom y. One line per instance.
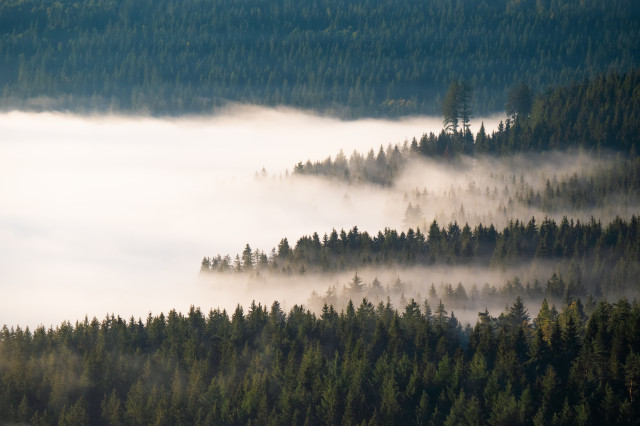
1, 297, 639, 425
1, 0, 639, 116
190, 62, 640, 426
201, 215, 640, 300
294, 70, 640, 185
2, 0, 640, 423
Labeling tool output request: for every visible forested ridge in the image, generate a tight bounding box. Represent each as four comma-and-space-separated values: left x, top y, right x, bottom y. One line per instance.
201, 215, 640, 297
294, 70, 640, 185
196, 65, 640, 426
0, 0, 639, 116
1, 297, 640, 425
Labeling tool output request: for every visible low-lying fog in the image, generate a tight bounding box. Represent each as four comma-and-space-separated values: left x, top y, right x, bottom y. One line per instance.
2, 107, 633, 328
397, 152, 637, 229
1, 107, 504, 328
203, 264, 562, 326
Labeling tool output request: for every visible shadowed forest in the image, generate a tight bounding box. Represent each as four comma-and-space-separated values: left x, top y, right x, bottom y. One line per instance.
0, 0, 639, 116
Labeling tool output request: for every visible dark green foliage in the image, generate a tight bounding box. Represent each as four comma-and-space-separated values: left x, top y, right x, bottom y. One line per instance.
506, 71, 640, 154
1, 298, 638, 425
295, 70, 640, 185
506, 82, 533, 122
202, 215, 640, 297
442, 80, 461, 134
0, 0, 638, 116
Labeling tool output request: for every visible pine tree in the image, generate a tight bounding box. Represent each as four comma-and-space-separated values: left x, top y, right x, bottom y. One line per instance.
348, 272, 364, 293
509, 296, 530, 329
242, 244, 253, 271
506, 82, 532, 122
442, 80, 461, 134
459, 79, 474, 137
435, 300, 448, 328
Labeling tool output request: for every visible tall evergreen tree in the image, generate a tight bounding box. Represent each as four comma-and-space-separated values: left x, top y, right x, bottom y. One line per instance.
442, 80, 461, 134
506, 82, 533, 122
459, 79, 474, 137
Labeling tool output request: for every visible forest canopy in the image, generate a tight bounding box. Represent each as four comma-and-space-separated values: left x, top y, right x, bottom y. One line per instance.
1, 297, 639, 425
0, 0, 639, 116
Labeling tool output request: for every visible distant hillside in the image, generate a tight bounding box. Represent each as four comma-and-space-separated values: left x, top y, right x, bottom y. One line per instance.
0, 0, 638, 116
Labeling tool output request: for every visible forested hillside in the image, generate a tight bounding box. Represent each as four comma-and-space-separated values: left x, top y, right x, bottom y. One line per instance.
201, 216, 640, 300
200, 68, 640, 350
294, 70, 640, 185
0, 0, 638, 116
1, 297, 639, 425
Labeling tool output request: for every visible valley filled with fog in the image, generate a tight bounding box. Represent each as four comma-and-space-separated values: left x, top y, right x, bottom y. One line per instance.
1, 108, 504, 327
3, 108, 637, 328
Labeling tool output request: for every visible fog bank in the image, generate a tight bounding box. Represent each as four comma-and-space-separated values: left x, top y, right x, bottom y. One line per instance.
1, 107, 507, 328
4, 107, 633, 328
395, 152, 638, 230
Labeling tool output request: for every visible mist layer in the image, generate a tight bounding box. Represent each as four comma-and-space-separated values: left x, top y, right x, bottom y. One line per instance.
2, 108, 505, 327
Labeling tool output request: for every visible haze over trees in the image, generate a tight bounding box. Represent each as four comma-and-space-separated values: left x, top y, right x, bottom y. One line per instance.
202, 215, 640, 300
1, 0, 640, 423
200, 71, 640, 422
0, 0, 639, 116
200, 72, 640, 387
